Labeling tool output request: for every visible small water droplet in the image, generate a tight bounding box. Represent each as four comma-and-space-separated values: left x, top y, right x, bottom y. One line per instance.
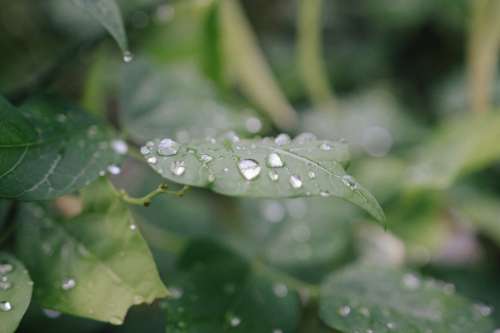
200, 154, 213, 163
43, 309, 61, 319
245, 117, 262, 133
402, 273, 420, 290
170, 161, 186, 176
106, 164, 121, 175
268, 171, 279, 181
267, 152, 284, 168
320, 190, 330, 197
224, 131, 240, 143
0, 262, 13, 274
0, 301, 12, 312
147, 156, 158, 165
320, 142, 332, 151
338, 305, 351, 317
238, 159, 261, 180
275, 133, 291, 146
99, 170, 106, 176
289, 175, 303, 189
0, 281, 11, 290
130, 224, 137, 231
61, 278, 76, 291
111, 139, 128, 155
123, 50, 133, 63
473, 303, 492, 317
229, 315, 241, 327
342, 175, 357, 190
223, 167, 229, 173
158, 138, 179, 156
308, 171, 316, 179
140, 146, 150, 155
294, 132, 316, 144
273, 283, 288, 298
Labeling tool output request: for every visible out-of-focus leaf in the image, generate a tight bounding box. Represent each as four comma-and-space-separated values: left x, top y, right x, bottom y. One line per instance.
406, 112, 500, 190
302, 88, 424, 157
164, 239, 301, 332
142, 134, 385, 222
320, 264, 494, 333
16, 179, 168, 325
120, 59, 266, 142
0, 200, 9, 230
219, 0, 298, 130
0, 96, 122, 200
71, 0, 128, 53
0, 253, 33, 333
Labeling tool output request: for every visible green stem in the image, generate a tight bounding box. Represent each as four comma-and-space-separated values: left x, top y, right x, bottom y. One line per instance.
109, 179, 190, 207
297, 0, 336, 110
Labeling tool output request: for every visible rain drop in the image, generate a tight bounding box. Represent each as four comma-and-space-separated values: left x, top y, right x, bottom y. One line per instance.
61, 278, 76, 291
308, 171, 316, 179
267, 152, 284, 168
294, 132, 316, 143
275, 133, 291, 146
473, 303, 492, 317
224, 131, 240, 143
268, 171, 279, 181
338, 305, 351, 317
229, 315, 241, 327
140, 146, 150, 155
289, 175, 303, 189
200, 154, 213, 163
320, 190, 330, 197
320, 142, 332, 151
238, 159, 261, 181
342, 175, 357, 190
0, 281, 11, 291
158, 138, 179, 156
147, 156, 158, 165
273, 283, 288, 298
123, 50, 134, 63
106, 164, 121, 175
170, 161, 186, 176
0, 301, 12, 312
111, 139, 128, 155
0, 262, 13, 274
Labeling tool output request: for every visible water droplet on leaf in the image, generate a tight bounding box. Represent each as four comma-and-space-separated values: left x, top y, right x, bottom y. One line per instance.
338, 305, 351, 317
200, 154, 213, 163
267, 152, 284, 168
268, 171, 279, 181
62, 278, 76, 291
106, 164, 121, 175
273, 283, 288, 298
275, 134, 291, 146
289, 175, 303, 189
170, 161, 186, 176
147, 156, 158, 165
238, 159, 261, 180
320, 142, 332, 151
123, 50, 133, 63
0, 262, 13, 274
0, 301, 12, 312
342, 175, 357, 190
158, 138, 179, 156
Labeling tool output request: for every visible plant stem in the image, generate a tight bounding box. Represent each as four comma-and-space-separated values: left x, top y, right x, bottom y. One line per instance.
109, 179, 190, 207
297, 0, 336, 111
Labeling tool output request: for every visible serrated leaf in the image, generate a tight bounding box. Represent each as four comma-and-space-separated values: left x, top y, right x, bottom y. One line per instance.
320, 264, 494, 333
0, 96, 122, 200
164, 239, 301, 333
406, 112, 500, 190
0, 253, 33, 333
16, 179, 168, 325
142, 134, 385, 222
71, 0, 128, 53
120, 59, 266, 142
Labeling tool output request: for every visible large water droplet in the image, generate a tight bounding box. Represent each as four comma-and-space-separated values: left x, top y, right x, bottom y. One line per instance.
473, 303, 492, 317
238, 159, 261, 180
123, 50, 134, 63
267, 152, 284, 168
273, 283, 288, 298
170, 161, 186, 176
289, 175, 303, 189
62, 278, 76, 291
158, 138, 179, 156
0, 301, 12, 312
111, 139, 128, 155
338, 305, 351, 317
0, 261, 13, 274
107, 164, 121, 175
275, 134, 291, 146
342, 175, 357, 190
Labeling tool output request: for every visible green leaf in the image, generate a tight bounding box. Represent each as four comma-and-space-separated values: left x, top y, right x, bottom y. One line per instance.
164, 239, 301, 332
320, 264, 494, 333
16, 179, 168, 325
0, 253, 33, 333
142, 134, 385, 222
0, 200, 9, 230
0, 96, 122, 200
71, 0, 128, 54
219, 0, 298, 130
406, 112, 500, 190
120, 59, 266, 142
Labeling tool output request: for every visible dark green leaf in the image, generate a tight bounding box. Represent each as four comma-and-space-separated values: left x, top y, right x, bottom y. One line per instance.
320, 264, 494, 333
120, 59, 266, 142
0, 253, 33, 333
71, 0, 128, 53
16, 179, 168, 325
142, 134, 385, 222
0, 97, 122, 200
164, 239, 301, 332
406, 112, 500, 190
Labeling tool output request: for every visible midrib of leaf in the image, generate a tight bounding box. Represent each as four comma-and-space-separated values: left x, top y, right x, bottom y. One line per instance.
0, 146, 28, 179
14, 154, 62, 197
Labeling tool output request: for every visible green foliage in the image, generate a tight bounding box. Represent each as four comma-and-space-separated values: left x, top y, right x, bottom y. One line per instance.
0, 97, 122, 200
164, 239, 301, 332
320, 264, 494, 333
141, 134, 385, 222
0, 253, 33, 333
16, 179, 168, 324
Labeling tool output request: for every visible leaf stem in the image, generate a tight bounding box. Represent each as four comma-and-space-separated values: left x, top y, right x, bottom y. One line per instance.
109, 180, 190, 207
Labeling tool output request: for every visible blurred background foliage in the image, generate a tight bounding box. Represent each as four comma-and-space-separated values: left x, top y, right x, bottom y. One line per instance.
2, 0, 500, 332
